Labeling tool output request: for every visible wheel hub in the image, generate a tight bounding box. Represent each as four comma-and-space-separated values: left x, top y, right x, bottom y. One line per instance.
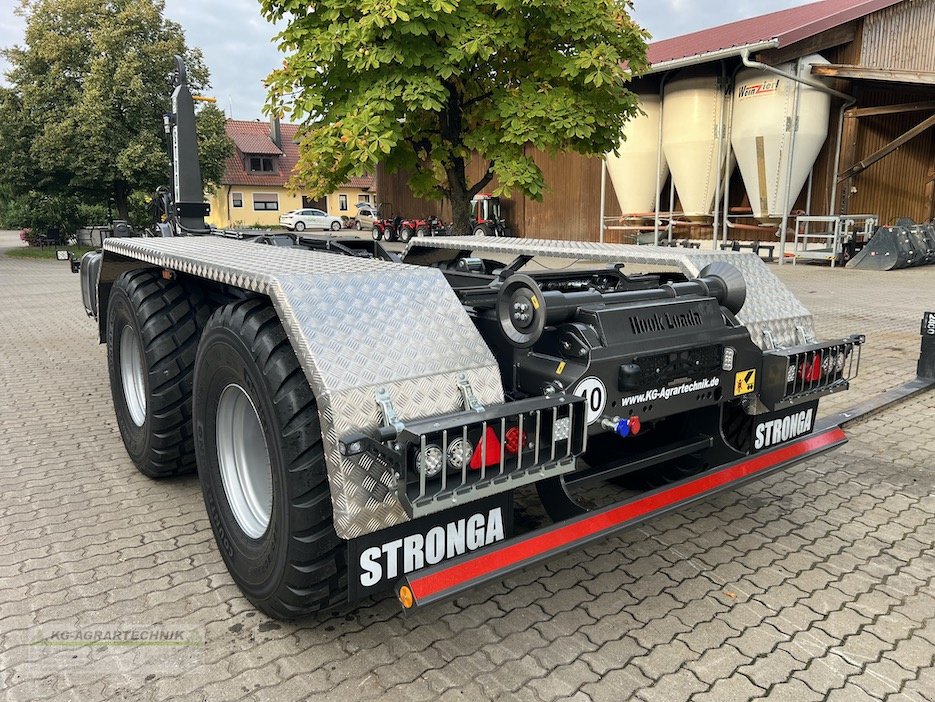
119, 325, 147, 427
216, 384, 273, 539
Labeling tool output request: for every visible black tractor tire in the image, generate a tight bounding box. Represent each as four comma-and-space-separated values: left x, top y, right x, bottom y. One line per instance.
416, 227, 429, 238
106, 269, 210, 478
294, 221, 306, 232
473, 223, 493, 237
330, 221, 341, 231
399, 226, 414, 243
193, 299, 346, 619
371, 226, 382, 241
384, 226, 397, 242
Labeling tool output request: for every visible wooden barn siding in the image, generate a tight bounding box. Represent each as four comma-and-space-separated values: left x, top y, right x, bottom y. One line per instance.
860, 0, 935, 72
843, 87, 935, 224
377, 148, 622, 240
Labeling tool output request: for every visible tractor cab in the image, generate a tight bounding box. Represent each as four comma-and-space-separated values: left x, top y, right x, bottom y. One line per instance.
471, 194, 511, 237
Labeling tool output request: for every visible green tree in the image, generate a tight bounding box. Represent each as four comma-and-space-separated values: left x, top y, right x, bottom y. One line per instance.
262, 0, 649, 235
0, 0, 232, 222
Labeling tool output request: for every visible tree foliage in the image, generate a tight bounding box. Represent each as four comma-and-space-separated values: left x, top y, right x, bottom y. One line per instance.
0, 0, 232, 224
262, 0, 649, 234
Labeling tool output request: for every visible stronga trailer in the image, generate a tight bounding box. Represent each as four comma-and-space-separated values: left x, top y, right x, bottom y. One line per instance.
71, 59, 925, 618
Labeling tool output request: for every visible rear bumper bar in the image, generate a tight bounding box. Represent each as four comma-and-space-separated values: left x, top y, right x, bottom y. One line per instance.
397, 425, 847, 609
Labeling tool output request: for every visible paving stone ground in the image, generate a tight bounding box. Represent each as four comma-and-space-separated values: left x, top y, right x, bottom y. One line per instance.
1, 230, 933, 702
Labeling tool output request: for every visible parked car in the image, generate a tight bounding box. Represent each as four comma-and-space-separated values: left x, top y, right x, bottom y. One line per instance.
354, 202, 379, 230
279, 209, 343, 232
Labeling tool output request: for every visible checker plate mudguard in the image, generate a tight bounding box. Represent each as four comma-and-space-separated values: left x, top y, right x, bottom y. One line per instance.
405, 237, 815, 349
99, 237, 505, 538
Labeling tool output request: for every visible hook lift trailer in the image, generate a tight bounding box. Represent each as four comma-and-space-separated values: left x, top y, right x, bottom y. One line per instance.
68, 59, 933, 617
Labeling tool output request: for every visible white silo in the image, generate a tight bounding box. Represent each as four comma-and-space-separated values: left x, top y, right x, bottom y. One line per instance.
605, 94, 668, 215
662, 74, 733, 220
731, 54, 832, 222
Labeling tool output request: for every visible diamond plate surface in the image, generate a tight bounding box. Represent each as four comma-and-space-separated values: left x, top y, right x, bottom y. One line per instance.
406, 237, 814, 349
102, 237, 504, 538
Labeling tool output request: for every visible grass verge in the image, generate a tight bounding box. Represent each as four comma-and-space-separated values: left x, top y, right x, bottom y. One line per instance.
5, 246, 98, 260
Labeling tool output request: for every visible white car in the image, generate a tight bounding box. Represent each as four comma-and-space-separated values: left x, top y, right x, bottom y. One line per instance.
279, 208, 343, 232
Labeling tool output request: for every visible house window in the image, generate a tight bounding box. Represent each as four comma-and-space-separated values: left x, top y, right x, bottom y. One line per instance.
231, 192, 243, 208
338, 194, 348, 211
252, 193, 279, 211
248, 156, 276, 173
357, 194, 371, 203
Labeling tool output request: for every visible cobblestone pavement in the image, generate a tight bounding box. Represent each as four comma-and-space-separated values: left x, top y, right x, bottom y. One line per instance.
1, 230, 933, 702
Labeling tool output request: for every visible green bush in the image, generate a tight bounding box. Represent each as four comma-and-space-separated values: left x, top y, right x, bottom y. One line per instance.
0, 192, 83, 243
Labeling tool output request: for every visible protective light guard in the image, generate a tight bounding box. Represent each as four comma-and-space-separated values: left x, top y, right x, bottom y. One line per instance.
396, 394, 587, 519
760, 335, 864, 410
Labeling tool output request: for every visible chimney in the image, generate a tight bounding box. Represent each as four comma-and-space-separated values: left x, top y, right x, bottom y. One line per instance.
270, 115, 282, 150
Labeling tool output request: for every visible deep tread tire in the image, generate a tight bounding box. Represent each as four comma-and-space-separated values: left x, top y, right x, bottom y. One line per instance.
399, 226, 414, 243
106, 269, 209, 478
193, 299, 346, 618
371, 226, 382, 241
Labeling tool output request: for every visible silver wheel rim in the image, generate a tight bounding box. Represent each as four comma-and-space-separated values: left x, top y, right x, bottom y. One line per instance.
474, 228, 485, 237
295, 222, 305, 231
216, 384, 273, 539
119, 325, 147, 427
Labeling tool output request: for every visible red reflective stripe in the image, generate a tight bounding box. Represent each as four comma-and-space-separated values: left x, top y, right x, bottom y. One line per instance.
409, 427, 846, 601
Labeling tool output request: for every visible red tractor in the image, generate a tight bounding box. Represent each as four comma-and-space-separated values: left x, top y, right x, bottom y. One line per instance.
398, 215, 449, 242
370, 209, 399, 242
471, 194, 512, 237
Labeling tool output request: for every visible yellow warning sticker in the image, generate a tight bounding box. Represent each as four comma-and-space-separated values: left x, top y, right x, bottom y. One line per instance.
556, 361, 566, 375
530, 296, 540, 310
735, 369, 757, 396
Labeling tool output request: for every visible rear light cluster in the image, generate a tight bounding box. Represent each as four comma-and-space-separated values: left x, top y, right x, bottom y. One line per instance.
761, 335, 864, 410
397, 395, 587, 518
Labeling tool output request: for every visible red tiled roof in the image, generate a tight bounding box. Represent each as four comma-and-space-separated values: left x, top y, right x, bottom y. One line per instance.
346, 175, 375, 189
221, 119, 374, 191
648, 0, 904, 68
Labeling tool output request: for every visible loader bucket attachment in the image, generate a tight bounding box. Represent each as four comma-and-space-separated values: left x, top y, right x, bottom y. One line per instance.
910, 225, 935, 265
847, 226, 921, 271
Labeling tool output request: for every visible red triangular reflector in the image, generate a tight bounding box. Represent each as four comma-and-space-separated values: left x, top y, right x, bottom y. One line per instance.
470, 426, 501, 470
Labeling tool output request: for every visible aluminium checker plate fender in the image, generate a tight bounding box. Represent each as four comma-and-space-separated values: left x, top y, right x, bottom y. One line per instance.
98, 237, 505, 539
405, 237, 815, 350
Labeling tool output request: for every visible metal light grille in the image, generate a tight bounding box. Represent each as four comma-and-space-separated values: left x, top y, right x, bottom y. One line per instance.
398, 395, 587, 518
761, 336, 863, 410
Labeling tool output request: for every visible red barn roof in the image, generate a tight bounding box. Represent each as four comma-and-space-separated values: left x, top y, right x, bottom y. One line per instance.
648, 0, 904, 69
221, 119, 374, 191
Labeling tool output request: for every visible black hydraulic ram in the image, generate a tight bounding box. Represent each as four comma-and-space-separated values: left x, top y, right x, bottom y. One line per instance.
539, 263, 747, 324
492, 262, 747, 347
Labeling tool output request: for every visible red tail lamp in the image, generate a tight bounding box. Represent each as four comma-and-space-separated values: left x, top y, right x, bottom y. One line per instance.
505, 427, 527, 455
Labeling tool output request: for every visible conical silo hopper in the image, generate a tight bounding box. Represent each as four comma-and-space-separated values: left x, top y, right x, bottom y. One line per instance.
605, 94, 668, 215
731, 55, 831, 223
662, 74, 733, 221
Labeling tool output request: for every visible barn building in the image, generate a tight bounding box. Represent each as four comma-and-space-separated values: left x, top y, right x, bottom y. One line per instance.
376, 0, 935, 255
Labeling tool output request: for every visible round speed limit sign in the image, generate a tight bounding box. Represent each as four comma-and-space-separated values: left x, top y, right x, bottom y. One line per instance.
573, 377, 606, 425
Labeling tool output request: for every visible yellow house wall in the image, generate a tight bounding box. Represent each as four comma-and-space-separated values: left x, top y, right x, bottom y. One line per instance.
207, 185, 375, 228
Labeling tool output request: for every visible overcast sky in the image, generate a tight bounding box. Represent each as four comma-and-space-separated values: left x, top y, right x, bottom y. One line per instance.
1, 0, 808, 120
